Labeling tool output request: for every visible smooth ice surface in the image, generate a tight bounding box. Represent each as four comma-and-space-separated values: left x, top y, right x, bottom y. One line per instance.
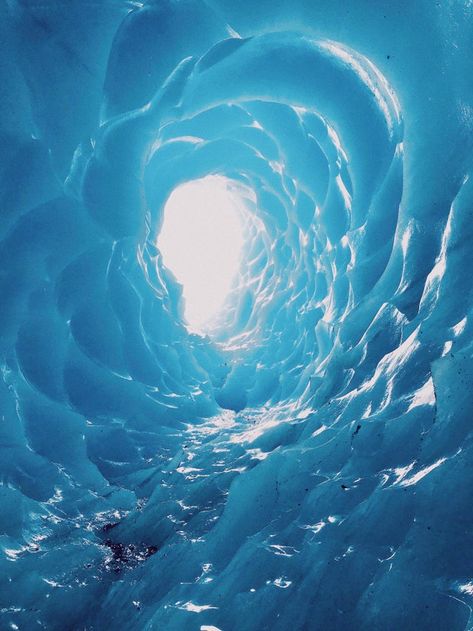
1, 1, 473, 630
157, 176, 245, 331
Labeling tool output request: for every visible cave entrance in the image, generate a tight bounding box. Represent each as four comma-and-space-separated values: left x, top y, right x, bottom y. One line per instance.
157, 175, 246, 334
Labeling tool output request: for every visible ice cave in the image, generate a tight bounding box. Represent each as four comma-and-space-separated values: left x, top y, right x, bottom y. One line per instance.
1, 1, 473, 629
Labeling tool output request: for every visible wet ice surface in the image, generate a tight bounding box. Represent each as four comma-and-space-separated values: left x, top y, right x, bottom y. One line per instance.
2, 1, 473, 629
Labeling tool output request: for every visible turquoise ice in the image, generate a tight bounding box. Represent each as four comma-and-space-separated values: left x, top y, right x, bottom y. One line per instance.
1, 1, 473, 629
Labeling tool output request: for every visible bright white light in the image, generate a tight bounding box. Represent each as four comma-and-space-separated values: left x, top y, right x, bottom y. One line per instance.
157, 176, 245, 332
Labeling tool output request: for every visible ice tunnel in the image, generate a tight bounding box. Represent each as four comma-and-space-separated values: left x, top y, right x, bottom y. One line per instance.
1, 1, 473, 629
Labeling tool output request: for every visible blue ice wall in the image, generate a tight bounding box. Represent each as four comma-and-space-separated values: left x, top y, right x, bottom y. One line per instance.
1, 1, 473, 629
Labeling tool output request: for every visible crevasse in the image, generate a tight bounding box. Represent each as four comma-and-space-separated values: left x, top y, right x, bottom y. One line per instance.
1, 2, 473, 629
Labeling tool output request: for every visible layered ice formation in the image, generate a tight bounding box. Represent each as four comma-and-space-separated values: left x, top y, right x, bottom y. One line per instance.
1, 1, 473, 629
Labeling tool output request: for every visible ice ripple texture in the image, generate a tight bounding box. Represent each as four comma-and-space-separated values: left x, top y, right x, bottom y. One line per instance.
1, 1, 473, 629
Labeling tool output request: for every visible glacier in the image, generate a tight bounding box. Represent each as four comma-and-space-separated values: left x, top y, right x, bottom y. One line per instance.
1, 1, 473, 629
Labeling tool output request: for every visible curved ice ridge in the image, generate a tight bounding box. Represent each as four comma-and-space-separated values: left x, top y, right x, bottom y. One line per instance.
1, 2, 473, 630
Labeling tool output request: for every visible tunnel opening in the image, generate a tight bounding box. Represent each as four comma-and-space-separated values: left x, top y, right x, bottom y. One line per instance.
157, 175, 249, 335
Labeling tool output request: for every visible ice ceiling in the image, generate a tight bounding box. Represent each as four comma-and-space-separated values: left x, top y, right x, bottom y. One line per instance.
1, 1, 473, 629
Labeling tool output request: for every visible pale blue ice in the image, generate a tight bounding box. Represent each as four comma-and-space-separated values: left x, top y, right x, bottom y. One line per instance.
1, 1, 473, 629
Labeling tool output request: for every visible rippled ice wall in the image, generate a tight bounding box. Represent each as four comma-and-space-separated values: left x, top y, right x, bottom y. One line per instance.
1, 1, 473, 629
